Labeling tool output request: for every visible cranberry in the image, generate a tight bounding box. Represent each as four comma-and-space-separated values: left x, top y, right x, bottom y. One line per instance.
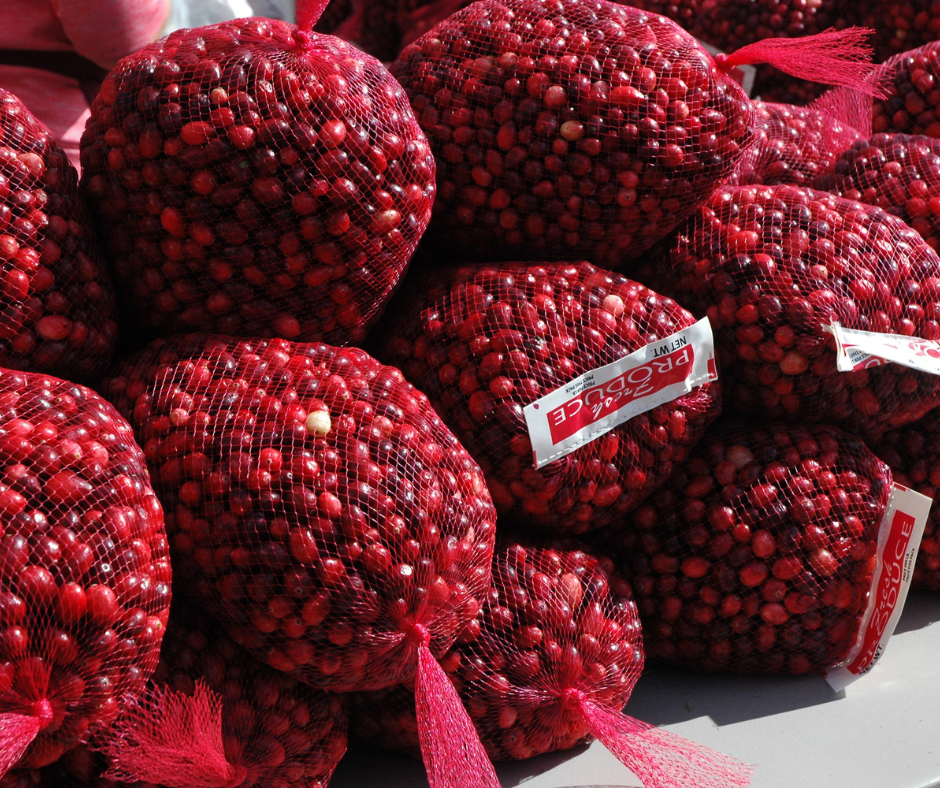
852, 2, 940, 62
653, 184, 940, 441
102, 604, 348, 788
390, 0, 755, 265
0, 368, 170, 774
80, 16, 435, 348
0, 90, 116, 380
872, 407, 940, 591
872, 41, 940, 138
815, 133, 940, 253
614, 419, 891, 674
379, 262, 720, 533
350, 538, 644, 761
730, 101, 862, 188
622, 0, 705, 29
103, 334, 497, 693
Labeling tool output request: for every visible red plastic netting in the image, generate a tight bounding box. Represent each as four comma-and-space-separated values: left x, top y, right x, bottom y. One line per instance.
690, 0, 858, 105
650, 184, 940, 441
0, 90, 117, 381
813, 133, 940, 252
378, 261, 721, 534
872, 42, 940, 138
728, 99, 864, 187
80, 6, 435, 347
350, 536, 751, 787
0, 368, 170, 776
103, 334, 502, 788
615, 418, 892, 674
871, 409, 940, 592
98, 602, 348, 788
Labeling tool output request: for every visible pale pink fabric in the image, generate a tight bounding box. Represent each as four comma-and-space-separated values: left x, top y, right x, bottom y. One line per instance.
0, 0, 169, 171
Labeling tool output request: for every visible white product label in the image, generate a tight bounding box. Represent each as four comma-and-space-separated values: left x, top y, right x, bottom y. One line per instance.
696, 39, 757, 97
825, 322, 940, 375
825, 484, 931, 692
523, 317, 717, 469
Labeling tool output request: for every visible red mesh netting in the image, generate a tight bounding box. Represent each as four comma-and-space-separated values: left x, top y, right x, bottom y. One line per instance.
650, 183, 940, 441
378, 261, 721, 534
813, 132, 940, 252
690, 0, 858, 105
871, 410, 940, 591
102, 334, 496, 692
728, 100, 864, 187
615, 419, 892, 674
98, 603, 348, 788
79, 10, 435, 347
872, 42, 940, 138
389, 0, 758, 265
0, 368, 171, 776
350, 536, 751, 788
0, 90, 117, 381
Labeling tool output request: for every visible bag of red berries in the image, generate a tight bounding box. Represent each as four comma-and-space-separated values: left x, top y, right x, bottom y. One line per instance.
652, 183, 940, 442
350, 536, 752, 788
871, 409, 940, 592
91, 602, 348, 788
872, 41, 940, 138
813, 132, 940, 253
613, 418, 930, 685
0, 90, 117, 381
103, 334, 501, 788
728, 98, 865, 188
0, 368, 171, 777
391, 0, 880, 267
378, 261, 722, 534
80, 0, 435, 348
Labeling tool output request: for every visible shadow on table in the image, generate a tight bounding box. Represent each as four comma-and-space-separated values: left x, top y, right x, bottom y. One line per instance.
495, 743, 598, 787
625, 665, 844, 727
332, 738, 629, 788
893, 590, 940, 635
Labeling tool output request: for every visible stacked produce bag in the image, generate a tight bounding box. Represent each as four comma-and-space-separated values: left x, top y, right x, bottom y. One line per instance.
6, 0, 940, 786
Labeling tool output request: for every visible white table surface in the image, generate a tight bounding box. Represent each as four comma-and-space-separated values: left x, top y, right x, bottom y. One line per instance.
331, 589, 940, 788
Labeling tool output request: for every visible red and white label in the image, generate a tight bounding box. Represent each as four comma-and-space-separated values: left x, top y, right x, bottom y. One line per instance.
825, 484, 931, 691
825, 322, 940, 375
523, 318, 717, 469
696, 39, 757, 96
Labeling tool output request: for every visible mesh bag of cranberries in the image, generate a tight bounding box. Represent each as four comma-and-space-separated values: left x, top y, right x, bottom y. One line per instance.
90, 602, 348, 788
813, 132, 940, 253
0, 89, 117, 381
80, 1, 435, 347
650, 183, 940, 441
871, 409, 940, 592
728, 99, 864, 187
350, 536, 751, 788
615, 419, 897, 674
379, 261, 721, 534
872, 41, 940, 138
390, 0, 881, 266
103, 334, 508, 788
0, 368, 171, 777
